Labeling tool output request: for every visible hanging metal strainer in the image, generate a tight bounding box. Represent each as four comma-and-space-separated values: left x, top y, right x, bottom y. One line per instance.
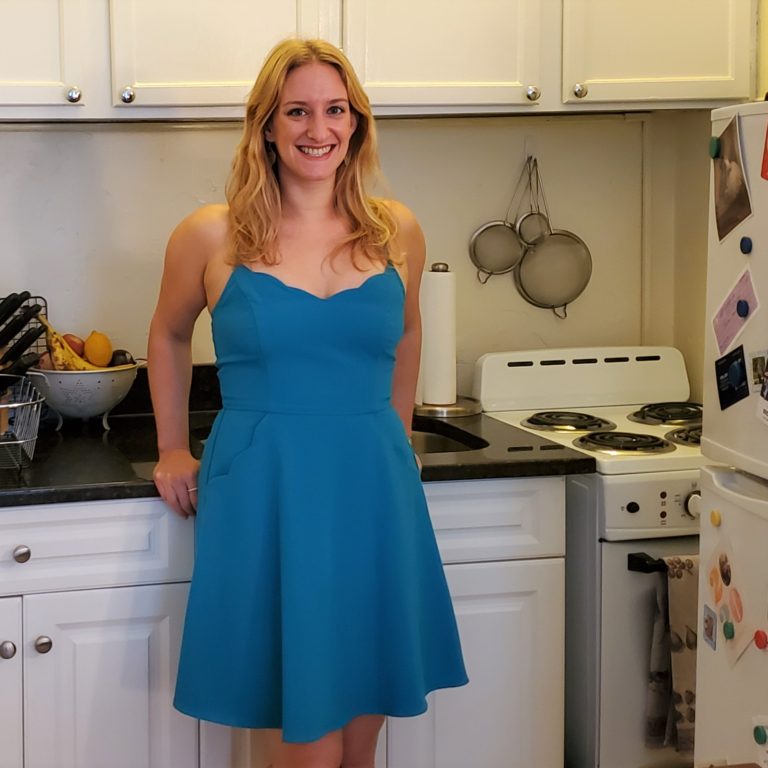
514, 229, 592, 318
515, 157, 553, 246
467, 158, 535, 283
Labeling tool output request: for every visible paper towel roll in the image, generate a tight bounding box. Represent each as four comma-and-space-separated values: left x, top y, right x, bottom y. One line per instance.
419, 264, 457, 405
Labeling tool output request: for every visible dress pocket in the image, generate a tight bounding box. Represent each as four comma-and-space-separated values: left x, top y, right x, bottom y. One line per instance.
203, 411, 271, 484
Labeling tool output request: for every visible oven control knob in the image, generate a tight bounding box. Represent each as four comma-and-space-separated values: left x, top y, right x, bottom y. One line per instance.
684, 491, 701, 519
626, 501, 639, 514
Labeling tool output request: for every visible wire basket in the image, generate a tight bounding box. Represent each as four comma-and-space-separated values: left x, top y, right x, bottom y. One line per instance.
0, 375, 45, 470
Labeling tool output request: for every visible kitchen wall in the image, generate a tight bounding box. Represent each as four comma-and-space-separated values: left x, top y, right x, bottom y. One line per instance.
1, 110, 709, 397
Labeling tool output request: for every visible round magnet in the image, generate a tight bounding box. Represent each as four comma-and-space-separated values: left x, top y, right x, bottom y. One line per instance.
710, 510, 722, 527
740, 236, 753, 254
723, 620, 735, 640
754, 725, 768, 745
754, 629, 768, 650
736, 299, 750, 318
709, 136, 721, 158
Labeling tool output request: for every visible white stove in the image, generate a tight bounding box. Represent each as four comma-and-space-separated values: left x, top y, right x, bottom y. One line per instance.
474, 346, 702, 768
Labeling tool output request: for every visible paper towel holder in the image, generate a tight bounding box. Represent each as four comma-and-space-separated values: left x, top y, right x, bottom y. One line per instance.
415, 263, 481, 418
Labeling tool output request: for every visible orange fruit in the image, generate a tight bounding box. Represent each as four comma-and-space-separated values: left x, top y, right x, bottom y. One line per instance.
83, 330, 113, 367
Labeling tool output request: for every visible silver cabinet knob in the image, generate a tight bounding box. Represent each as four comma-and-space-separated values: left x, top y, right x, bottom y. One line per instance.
65, 86, 82, 103
525, 85, 541, 102
34, 636, 53, 654
0, 641, 17, 659
120, 86, 136, 104
12, 545, 30, 563
573, 83, 589, 99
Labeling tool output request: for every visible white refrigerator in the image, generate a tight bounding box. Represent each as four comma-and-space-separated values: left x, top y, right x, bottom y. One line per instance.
697, 100, 768, 767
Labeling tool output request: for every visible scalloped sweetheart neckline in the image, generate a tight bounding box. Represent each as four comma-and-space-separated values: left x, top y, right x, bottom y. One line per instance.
238, 263, 398, 301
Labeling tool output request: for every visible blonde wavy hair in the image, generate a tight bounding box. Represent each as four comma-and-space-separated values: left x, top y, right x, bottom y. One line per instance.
226, 38, 398, 268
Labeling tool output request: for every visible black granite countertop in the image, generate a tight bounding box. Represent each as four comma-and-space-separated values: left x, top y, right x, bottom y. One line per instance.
0, 366, 595, 508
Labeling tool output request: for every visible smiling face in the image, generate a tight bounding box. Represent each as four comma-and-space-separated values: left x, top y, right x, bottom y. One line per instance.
264, 61, 358, 186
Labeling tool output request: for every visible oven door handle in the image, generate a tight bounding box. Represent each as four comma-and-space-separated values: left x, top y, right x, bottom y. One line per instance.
627, 551, 667, 573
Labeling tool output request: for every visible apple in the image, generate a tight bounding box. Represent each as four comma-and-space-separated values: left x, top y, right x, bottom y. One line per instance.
63, 333, 85, 356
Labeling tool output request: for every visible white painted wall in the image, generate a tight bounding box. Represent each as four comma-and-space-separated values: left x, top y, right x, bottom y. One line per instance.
0, 112, 706, 396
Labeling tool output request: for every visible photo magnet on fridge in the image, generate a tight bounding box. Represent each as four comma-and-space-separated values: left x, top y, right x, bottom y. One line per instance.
713, 116, 753, 240
758, 370, 768, 426
702, 604, 717, 650
715, 345, 750, 409
712, 268, 760, 356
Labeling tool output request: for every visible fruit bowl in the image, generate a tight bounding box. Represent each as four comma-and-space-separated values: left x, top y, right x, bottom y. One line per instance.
27, 364, 140, 429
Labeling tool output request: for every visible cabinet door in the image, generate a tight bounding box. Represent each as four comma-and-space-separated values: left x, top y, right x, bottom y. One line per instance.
108, 0, 340, 109
343, 0, 545, 107
0, 597, 22, 768
0, 0, 91, 108
386, 559, 565, 768
23, 583, 197, 768
562, 0, 753, 103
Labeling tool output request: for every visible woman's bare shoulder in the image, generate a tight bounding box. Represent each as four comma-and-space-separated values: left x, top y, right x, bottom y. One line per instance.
384, 200, 425, 267
169, 204, 229, 247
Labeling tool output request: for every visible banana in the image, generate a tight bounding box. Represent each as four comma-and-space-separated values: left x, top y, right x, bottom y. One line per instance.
37, 315, 103, 371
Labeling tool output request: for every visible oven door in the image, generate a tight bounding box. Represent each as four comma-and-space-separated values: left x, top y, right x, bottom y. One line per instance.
598, 535, 699, 768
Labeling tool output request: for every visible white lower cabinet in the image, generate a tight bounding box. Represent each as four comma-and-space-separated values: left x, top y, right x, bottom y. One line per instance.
0, 597, 23, 768
0, 498, 196, 768
386, 558, 565, 768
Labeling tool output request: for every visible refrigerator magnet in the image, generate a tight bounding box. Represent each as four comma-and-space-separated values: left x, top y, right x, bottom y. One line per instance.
749, 349, 768, 393
715, 345, 750, 410
713, 116, 753, 241
762, 120, 768, 180
712, 268, 760, 356
703, 604, 717, 650
758, 370, 768, 426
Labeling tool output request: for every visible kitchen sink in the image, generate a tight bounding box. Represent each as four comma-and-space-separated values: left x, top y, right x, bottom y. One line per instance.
189, 416, 487, 455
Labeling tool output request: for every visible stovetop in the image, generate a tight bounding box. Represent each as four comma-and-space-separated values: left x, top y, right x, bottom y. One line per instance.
473, 346, 706, 475
489, 404, 705, 474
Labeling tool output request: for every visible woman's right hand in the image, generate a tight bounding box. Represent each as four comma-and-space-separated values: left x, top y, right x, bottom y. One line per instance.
152, 449, 201, 519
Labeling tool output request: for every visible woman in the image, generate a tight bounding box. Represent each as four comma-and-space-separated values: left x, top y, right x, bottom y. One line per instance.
148, 38, 467, 768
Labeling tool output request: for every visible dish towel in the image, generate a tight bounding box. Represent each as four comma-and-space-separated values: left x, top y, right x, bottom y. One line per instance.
664, 555, 699, 755
645, 571, 673, 747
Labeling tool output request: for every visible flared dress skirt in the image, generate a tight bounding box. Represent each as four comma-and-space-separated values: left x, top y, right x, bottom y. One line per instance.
173, 264, 468, 743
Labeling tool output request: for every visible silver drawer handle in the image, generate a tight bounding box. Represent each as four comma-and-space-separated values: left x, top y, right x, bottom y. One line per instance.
0, 641, 17, 659
120, 86, 136, 104
13, 545, 31, 563
35, 636, 53, 654
65, 86, 82, 103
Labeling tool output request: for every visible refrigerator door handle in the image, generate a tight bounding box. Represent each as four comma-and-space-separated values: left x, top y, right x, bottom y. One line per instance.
704, 466, 768, 521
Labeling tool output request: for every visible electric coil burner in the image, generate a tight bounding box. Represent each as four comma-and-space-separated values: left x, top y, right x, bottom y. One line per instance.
628, 401, 703, 426
574, 430, 676, 454
666, 424, 702, 447
521, 411, 616, 432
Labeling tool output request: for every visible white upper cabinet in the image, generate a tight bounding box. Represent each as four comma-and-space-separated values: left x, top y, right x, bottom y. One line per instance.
562, 0, 753, 103
0, 0, 90, 108
109, 0, 339, 109
0, 0, 339, 119
343, 0, 546, 108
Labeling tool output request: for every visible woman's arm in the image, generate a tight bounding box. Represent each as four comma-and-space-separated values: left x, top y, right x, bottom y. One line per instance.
148, 207, 218, 518
390, 202, 426, 439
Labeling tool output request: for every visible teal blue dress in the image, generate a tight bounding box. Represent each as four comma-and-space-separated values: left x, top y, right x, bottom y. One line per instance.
173, 263, 468, 743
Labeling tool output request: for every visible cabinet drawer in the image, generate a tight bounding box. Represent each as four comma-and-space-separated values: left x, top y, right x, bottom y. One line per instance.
425, 477, 565, 564
0, 498, 193, 596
